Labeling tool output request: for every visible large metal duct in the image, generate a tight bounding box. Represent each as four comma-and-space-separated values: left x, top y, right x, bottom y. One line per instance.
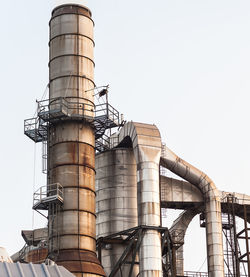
160, 176, 203, 209
96, 148, 139, 276
48, 4, 105, 277
112, 122, 163, 277
160, 146, 224, 277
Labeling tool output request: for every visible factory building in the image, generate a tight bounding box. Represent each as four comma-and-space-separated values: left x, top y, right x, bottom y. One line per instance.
1, 3, 250, 277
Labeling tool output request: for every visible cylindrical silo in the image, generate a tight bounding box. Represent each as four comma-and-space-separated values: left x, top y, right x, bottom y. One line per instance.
48, 4, 105, 277
96, 148, 139, 276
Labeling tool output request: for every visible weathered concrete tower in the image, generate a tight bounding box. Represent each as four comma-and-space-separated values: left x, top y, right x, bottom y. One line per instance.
48, 4, 105, 277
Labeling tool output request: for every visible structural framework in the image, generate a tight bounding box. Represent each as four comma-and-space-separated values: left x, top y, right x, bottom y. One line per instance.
19, 3, 250, 277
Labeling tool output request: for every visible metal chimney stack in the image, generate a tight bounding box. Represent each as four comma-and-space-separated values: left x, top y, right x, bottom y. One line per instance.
48, 4, 105, 277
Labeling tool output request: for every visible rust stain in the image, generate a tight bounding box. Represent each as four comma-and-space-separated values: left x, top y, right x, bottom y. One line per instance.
56, 250, 106, 276
25, 248, 48, 264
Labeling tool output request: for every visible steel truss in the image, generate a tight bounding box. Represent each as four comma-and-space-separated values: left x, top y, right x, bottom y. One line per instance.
237, 205, 250, 276
221, 195, 250, 277
221, 195, 240, 277
96, 225, 184, 277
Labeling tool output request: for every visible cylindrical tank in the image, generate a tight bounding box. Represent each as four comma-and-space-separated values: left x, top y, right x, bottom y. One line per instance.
48, 4, 105, 277
96, 148, 139, 276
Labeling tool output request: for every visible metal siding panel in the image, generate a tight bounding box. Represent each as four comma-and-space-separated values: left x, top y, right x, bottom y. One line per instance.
0, 263, 76, 277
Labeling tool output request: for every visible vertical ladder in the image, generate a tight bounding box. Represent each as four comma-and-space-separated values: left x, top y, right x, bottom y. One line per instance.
48, 202, 60, 260
237, 205, 250, 276
222, 212, 236, 276
42, 139, 47, 174
222, 195, 240, 277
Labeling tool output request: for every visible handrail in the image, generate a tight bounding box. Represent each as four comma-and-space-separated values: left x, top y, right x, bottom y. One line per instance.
37, 97, 120, 123
38, 97, 94, 119
184, 272, 208, 277
24, 117, 39, 131
33, 183, 63, 206
184, 272, 247, 277
25, 97, 122, 147
95, 134, 110, 152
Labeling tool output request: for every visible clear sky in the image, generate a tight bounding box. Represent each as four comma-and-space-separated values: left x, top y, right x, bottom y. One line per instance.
1, 0, 250, 272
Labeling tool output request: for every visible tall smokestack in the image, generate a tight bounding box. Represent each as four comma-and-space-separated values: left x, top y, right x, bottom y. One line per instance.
48, 4, 105, 276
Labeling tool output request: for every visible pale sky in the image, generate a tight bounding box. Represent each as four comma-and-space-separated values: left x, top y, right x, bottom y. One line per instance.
1, 0, 250, 272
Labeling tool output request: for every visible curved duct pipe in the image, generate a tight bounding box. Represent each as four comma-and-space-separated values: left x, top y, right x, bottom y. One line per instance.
114, 122, 163, 277
160, 146, 224, 277
169, 209, 200, 276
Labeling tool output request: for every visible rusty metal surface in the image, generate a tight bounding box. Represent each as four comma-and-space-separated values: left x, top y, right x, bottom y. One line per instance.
51, 5, 92, 20
56, 250, 105, 276
22, 228, 48, 246
50, 166, 95, 191
25, 248, 48, 264
48, 4, 105, 276
50, 142, 95, 169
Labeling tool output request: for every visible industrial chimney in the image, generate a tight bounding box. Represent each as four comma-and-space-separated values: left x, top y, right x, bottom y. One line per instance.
47, 4, 105, 276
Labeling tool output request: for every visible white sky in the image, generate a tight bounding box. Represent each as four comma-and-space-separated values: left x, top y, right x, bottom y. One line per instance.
1, 0, 250, 272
